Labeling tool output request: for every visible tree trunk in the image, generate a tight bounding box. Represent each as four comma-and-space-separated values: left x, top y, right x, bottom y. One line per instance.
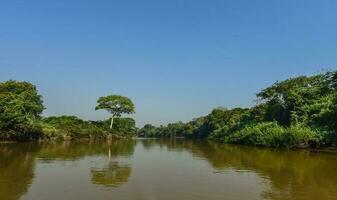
110, 116, 114, 129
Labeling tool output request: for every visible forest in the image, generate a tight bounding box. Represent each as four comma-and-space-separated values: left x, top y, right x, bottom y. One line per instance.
138, 71, 337, 148
0, 80, 136, 141
1, 71, 336, 148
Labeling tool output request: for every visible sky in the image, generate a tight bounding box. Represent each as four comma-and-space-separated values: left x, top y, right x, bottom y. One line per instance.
1, 0, 337, 127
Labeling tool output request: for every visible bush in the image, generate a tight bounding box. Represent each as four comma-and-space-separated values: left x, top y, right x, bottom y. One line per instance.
111, 118, 136, 136
41, 116, 108, 140
222, 122, 320, 148
284, 125, 321, 148
208, 125, 230, 140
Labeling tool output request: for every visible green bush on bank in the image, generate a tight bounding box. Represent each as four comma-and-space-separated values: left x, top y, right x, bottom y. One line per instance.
40, 116, 137, 140
220, 122, 320, 148
40, 116, 108, 140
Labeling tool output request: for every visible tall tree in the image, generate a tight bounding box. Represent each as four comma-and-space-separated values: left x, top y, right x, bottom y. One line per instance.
95, 95, 135, 129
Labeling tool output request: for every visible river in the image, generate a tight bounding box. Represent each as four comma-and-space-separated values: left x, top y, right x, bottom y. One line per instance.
1, 139, 337, 200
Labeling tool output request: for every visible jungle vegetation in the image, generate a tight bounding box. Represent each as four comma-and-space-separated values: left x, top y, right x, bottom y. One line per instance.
0, 80, 136, 141
1, 70, 337, 148
138, 71, 337, 148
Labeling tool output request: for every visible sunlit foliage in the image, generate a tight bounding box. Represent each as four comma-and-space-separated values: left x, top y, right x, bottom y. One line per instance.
138, 71, 337, 148
0, 80, 44, 140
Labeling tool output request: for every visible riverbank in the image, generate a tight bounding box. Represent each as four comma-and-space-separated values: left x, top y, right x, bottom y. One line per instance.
1, 133, 133, 143
0, 115, 137, 142
138, 71, 337, 149
1, 72, 337, 148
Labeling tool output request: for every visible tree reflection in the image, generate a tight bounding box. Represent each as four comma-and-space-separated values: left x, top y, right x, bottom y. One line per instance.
90, 140, 135, 188
139, 139, 337, 200
0, 143, 38, 200
187, 141, 337, 200
0, 140, 136, 199
37, 140, 135, 161
91, 162, 132, 188
2, 139, 337, 199
106, 139, 136, 157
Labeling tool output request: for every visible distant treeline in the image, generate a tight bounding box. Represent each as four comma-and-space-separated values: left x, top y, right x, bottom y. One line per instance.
138, 71, 337, 148
0, 80, 136, 141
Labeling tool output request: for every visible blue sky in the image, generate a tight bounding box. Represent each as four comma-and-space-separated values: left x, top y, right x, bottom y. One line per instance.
1, 0, 337, 126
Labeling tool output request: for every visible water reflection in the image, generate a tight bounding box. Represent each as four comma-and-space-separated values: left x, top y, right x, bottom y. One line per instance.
36, 140, 136, 161
193, 141, 337, 200
1, 139, 337, 200
138, 139, 337, 200
90, 140, 135, 188
0, 140, 136, 200
91, 162, 132, 188
0, 143, 38, 200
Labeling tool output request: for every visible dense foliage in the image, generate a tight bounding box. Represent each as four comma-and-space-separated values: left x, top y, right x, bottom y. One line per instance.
95, 95, 135, 129
0, 80, 44, 140
40, 116, 107, 140
94, 117, 137, 137
138, 71, 337, 148
2, 71, 336, 147
0, 80, 136, 141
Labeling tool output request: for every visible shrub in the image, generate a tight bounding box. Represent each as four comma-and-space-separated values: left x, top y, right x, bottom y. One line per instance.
222, 122, 320, 148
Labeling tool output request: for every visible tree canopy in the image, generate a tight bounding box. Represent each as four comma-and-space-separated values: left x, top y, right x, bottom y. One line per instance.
95, 95, 135, 117
0, 80, 44, 140
95, 95, 135, 129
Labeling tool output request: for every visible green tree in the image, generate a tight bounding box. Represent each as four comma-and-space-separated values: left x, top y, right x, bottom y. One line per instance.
95, 95, 135, 129
0, 80, 44, 140
138, 124, 157, 137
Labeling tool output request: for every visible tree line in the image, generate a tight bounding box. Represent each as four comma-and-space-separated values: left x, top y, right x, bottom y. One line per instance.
138, 71, 337, 148
0, 80, 136, 141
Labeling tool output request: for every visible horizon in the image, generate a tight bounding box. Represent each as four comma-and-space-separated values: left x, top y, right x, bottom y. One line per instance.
1, 0, 337, 127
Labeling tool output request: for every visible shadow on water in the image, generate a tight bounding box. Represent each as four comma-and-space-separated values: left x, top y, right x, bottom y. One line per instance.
138, 138, 337, 200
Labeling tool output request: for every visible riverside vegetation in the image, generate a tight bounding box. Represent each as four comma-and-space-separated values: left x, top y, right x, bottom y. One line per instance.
0, 80, 136, 141
1, 71, 337, 149
138, 71, 337, 149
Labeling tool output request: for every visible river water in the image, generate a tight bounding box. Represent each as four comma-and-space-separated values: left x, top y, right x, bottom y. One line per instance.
1, 139, 337, 200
